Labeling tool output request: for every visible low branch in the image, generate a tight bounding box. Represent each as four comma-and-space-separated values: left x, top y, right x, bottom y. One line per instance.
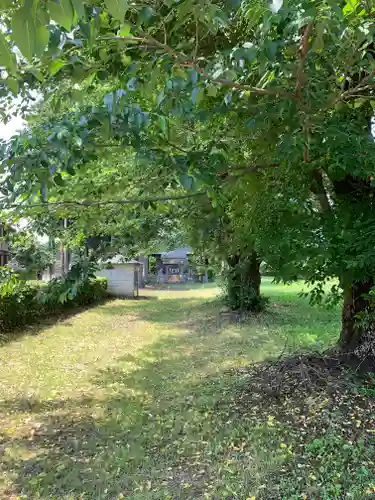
95, 139, 187, 154
182, 62, 295, 98
295, 21, 313, 98
2, 192, 207, 210
217, 162, 280, 178
95, 143, 124, 148
338, 71, 375, 101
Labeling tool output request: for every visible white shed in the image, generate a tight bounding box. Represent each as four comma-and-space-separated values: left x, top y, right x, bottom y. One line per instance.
96, 255, 141, 297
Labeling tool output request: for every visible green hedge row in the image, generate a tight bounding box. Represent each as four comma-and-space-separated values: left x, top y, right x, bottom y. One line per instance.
0, 277, 108, 333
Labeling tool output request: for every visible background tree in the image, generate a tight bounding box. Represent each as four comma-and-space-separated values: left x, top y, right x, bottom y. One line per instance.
7, 231, 54, 278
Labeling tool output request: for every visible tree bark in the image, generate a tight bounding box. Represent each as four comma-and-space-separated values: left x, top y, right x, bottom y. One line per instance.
226, 250, 262, 311
339, 279, 374, 352
246, 250, 261, 297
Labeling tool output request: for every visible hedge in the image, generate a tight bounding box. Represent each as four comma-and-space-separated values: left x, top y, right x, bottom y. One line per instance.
0, 277, 108, 333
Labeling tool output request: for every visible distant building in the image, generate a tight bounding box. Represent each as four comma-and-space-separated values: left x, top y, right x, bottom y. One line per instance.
96, 255, 141, 297
148, 247, 193, 283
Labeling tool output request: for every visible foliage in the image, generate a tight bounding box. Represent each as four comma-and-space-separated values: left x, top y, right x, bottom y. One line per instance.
281, 434, 375, 498
2, 0, 375, 345
360, 373, 375, 397
222, 276, 268, 312
222, 259, 268, 312
0, 265, 107, 334
0, 266, 21, 295
0, 268, 41, 332
7, 231, 55, 277
42, 258, 99, 304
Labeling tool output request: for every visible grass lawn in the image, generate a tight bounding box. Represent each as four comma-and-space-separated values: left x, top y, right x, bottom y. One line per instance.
0, 278, 374, 499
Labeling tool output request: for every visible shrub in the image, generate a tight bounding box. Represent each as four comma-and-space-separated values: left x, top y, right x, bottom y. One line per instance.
0, 280, 41, 332
41, 276, 108, 314
222, 278, 268, 312
221, 260, 268, 312
207, 268, 215, 281
0, 267, 108, 334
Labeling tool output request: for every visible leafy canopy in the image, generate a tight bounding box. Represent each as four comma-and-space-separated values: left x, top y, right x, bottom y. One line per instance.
2, 0, 375, 297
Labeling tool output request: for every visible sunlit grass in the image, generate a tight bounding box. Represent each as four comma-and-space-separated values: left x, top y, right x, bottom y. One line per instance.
0, 279, 343, 498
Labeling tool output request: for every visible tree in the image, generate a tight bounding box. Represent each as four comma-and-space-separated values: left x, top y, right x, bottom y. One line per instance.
2, 1, 375, 353
7, 231, 54, 278
183, 189, 265, 310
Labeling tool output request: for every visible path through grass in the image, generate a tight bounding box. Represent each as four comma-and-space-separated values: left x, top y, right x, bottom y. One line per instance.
1, 279, 372, 498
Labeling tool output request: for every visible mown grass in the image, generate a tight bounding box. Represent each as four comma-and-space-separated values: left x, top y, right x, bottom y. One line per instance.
0, 278, 374, 499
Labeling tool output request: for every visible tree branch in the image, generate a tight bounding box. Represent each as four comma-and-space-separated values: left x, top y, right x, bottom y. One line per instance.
182, 62, 295, 98
194, 14, 199, 62
95, 139, 188, 154
295, 21, 313, 98
310, 169, 332, 213
216, 163, 280, 178
338, 71, 375, 102
3, 192, 207, 210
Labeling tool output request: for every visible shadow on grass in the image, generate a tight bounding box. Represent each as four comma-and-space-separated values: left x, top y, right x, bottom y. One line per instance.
0, 325, 281, 498
0, 289, 343, 499
99, 293, 340, 349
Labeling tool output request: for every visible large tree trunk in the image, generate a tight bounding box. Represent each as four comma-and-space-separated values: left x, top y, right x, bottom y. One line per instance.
226, 250, 262, 311
246, 250, 261, 297
339, 279, 374, 353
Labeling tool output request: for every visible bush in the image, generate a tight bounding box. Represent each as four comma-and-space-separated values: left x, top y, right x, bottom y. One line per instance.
0, 268, 108, 334
207, 268, 215, 281
221, 259, 268, 312
0, 280, 41, 332
223, 278, 268, 312
42, 276, 108, 311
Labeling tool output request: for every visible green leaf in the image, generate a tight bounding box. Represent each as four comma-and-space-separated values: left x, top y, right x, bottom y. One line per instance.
159, 116, 167, 134
71, 88, 83, 102
207, 84, 218, 97
54, 173, 65, 186
48, 0, 74, 31
119, 23, 131, 36
343, 0, 359, 15
191, 87, 204, 105
312, 22, 324, 52
104, 0, 128, 21
35, 18, 50, 57
354, 98, 365, 108
36, 5, 49, 25
99, 48, 108, 60
6, 77, 19, 95
79, 19, 96, 46
179, 173, 194, 190
0, 31, 16, 73
49, 58, 66, 75
70, 0, 85, 19
29, 67, 44, 81
138, 6, 154, 25
11, 7, 37, 61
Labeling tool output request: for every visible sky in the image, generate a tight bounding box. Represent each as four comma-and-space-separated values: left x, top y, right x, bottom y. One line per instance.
0, 114, 25, 140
